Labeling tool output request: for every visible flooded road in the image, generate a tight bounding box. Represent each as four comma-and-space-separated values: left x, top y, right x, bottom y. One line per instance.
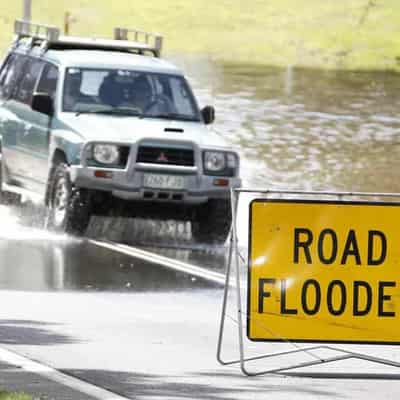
2, 60, 400, 288
183, 60, 400, 192
1, 62, 400, 398
0, 238, 224, 292
0, 202, 225, 291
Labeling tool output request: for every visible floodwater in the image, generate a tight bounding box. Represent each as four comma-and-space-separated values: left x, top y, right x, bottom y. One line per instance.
181, 59, 400, 192
0, 236, 221, 291
2, 59, 400, 290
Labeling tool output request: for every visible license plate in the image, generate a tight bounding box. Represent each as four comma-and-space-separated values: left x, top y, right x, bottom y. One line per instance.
143, 174, 185, 190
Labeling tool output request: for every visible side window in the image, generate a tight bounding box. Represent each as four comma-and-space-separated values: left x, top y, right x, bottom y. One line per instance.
0, 54, 14, 87
37, 63, 59, 99
15, 58, 44, 105
0, 54, 27, 100
169, 77, 193, 115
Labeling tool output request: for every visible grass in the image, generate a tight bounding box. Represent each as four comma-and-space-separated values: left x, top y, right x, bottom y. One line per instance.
1, 1, 400, 70
0, 391, 32, 400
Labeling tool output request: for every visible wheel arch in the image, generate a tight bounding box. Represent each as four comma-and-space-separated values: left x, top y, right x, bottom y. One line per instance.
51, 148, 68, 166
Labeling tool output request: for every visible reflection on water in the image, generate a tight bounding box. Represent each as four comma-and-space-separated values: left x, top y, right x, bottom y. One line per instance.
87, 216, 191, 245
179, 57, 400, 192
0, 201, 228, 292
87, 216, 228, 272
0, 238, 221, 292
0, 204, 225, 291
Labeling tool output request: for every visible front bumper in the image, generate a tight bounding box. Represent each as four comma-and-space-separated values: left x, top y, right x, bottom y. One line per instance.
70, 163, 241, 205
70, 139, 241, 205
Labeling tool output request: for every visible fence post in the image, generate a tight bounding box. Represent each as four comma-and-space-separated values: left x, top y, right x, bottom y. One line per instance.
23, 0, 31, 22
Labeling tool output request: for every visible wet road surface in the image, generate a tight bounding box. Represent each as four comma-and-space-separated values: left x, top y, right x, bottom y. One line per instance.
2, 61, 400, 397
0, 203, 399, 399
0, 238, 223, 292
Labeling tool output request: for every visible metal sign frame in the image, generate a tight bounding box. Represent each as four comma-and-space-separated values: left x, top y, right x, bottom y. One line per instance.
217, 188, 400, 377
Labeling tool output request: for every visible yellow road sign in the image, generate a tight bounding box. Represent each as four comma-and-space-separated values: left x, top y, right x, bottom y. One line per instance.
248, 199, 400, 344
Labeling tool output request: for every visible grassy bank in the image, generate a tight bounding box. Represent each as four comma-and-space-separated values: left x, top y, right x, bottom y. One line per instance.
0, 391, 31, 400
1, 1, 400, 70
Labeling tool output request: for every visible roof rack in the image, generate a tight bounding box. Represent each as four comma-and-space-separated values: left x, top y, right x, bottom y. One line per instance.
14, 19, 60, 42
13, 19, 163, 57
114, 28, 163, 57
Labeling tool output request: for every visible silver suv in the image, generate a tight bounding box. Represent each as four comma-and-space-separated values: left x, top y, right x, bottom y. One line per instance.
0, 20, 241, 243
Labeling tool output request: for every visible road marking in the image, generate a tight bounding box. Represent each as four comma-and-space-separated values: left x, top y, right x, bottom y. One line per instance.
0, 347, 130, 400
90, 239, 230, 286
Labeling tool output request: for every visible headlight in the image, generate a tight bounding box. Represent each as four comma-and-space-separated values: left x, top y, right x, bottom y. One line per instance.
204, 151, 226, 172
203, 151, 238, 176
93, 144, 120, 165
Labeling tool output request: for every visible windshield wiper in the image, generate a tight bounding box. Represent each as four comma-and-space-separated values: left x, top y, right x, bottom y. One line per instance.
141, 112, 199, 122
76, 106, 142, 117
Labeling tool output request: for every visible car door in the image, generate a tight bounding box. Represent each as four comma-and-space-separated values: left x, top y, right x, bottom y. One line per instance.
32, 63, 59, 173
9, 57, 47, 191
11, 61, 60, 193
0, 53, 28, 184
32, 63, 59, 185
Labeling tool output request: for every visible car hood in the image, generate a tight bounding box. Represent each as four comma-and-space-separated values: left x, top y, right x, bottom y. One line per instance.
58, 113, 229, 149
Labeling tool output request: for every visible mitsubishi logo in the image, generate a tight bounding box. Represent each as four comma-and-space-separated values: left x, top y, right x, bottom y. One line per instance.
157, 152, 169, 163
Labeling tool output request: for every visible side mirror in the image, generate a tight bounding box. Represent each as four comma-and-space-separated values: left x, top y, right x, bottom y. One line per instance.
201, 105, 215, 125
32, 93, 54, 117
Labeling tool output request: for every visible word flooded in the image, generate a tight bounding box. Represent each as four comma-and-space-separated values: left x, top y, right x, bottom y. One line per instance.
258, 278, 395, 317
258, 228, 395, 318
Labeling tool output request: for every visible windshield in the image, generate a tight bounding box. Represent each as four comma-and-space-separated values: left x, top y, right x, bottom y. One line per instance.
62, 68, 201, 121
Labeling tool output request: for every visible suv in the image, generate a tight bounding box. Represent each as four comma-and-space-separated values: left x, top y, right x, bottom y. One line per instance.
0, 20, 241, 243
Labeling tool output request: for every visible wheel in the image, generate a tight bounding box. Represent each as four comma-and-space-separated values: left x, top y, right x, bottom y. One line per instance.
191, 199, 232, 245
46, 163, 91, 235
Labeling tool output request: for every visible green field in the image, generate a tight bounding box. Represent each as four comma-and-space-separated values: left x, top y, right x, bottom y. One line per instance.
1, 1, 400, 70
0, 391, 32, 400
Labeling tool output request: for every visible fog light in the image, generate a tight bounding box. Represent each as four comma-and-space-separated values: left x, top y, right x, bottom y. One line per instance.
94, 170, 114, 178
213, 178, 229, 187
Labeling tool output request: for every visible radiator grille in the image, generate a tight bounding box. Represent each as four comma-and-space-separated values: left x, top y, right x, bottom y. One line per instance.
137, 146, 194, 166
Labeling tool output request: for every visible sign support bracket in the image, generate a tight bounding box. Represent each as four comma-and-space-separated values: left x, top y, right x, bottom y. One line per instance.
217, 188, 400, 377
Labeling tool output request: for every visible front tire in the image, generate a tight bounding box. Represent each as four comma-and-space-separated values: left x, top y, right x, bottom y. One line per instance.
46, 163, 91, 235
191, 199, 232, 245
